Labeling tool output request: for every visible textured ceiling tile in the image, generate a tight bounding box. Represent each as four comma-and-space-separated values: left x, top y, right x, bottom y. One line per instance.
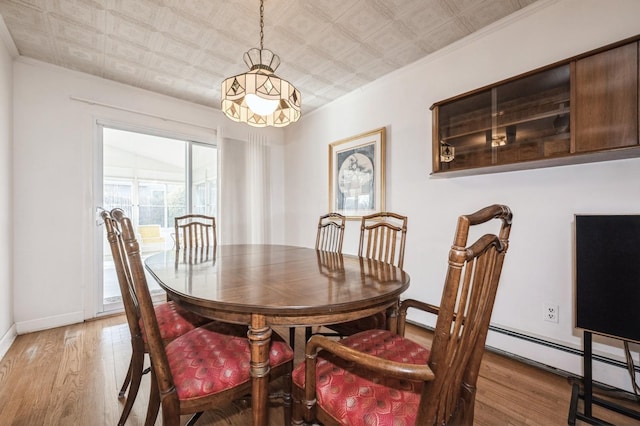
358, 59, 396, 82
194, 53, 233, 81
204, 31, 246, 64
335, 0, 389, 41
339, 44, 379, 74
0, 1, 48, 28
107, 10, 154, 47
6, 0, 47, 9
311, 25, 360, 60
0, 0, 536, 115
51, 0, 104, 28
314, 84, 352, 102
272, 17, 331, 49
338, 74, 370, 92
188, 67, 219, 87
276, 65, 309, 92
373, 0, 429, 17
365, 22, 414, 58
302, 0, 362, 23
312, 60, 357, 87
213, 3, 258, 48
418, 20, 469, 52
48, 14, 103, 49
105, 36, 148, 63
262, 27, 309, 67
270, 1, 327, 43
103, 54, 146, 80
165, 0, 220, 22
147, 54, 191, 78
380, 42, 428, 68
157, 6, 211, 47
400, 1, 454, 35
293, 74, 330, 94
287, 48, 333, 76
138, 70, 187, 96
59, 42, 102, 71
4, 25, 58, 60
112, 0, 163, 28
154, 32, 200, 63
459, 0, 522, 31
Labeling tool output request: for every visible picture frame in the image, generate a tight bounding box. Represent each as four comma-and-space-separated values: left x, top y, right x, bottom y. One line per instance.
329, 127, 385, 218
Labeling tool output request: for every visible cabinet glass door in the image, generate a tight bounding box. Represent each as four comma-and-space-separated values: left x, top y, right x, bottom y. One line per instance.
435, 64, 570, 172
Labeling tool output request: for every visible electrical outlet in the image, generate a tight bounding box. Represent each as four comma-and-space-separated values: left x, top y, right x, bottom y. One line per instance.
543, 303, 559, 323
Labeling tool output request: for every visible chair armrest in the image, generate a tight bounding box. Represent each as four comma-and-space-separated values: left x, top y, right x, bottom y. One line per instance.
400, 298, 440, 316
396, 299, 440, 335
305, 335, 434, 382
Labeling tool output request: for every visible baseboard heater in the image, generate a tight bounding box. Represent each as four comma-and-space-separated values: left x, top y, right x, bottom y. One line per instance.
407, 319, 640, 376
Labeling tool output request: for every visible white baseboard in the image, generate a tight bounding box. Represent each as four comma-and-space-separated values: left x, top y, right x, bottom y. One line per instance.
15, 311, 84, 334
0, 323, 17, 361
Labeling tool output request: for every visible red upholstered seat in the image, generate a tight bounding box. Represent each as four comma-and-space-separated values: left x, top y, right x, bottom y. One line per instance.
138, 301, 210, 343
168, 323, 294, 400
292, 329, 430, 425
111, 208, 294, 424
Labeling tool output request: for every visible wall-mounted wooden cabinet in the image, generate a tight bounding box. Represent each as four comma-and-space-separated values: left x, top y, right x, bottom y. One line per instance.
431, 36, 640, 176
573, 42, 638, 153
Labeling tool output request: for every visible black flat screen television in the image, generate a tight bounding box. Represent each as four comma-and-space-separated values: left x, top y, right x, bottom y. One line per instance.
575, 214, 640, 343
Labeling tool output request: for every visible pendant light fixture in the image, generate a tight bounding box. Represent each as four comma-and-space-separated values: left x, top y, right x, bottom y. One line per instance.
221, 0, 301, 127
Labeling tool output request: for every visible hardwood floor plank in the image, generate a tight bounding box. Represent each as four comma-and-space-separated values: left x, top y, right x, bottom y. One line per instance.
47, 327, 84, 425
1, 314, 639, 425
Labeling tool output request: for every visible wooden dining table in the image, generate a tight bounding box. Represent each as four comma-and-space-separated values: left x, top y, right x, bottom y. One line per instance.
144, 244, 410, 426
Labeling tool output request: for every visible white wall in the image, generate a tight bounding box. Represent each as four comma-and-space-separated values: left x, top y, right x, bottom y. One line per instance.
283, 0, 640, 391
0, 16, 15, 358
12, 58, 285, 332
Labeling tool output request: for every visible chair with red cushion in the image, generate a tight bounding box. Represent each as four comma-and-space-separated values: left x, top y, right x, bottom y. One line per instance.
324, 211, 408, 337
174, 214, 217, 250
315, 212, 346, 252
291, 213, 347, 348
101, 209, 247, 426
113, 209, 294, 425
292, 204, 512, 425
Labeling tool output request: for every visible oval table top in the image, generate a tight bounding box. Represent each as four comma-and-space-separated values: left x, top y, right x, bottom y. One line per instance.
144, 244, 410, 324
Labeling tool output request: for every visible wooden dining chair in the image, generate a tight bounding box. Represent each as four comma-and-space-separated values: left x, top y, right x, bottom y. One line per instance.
292, 204, 513, 425
315, 212, 346, 252
358, 211, 408, 267
174, 214, 217, 250
324, 211, 408, 337
101, 209, 247, 425
291, 213, 347, 348
113, 209, 295, 426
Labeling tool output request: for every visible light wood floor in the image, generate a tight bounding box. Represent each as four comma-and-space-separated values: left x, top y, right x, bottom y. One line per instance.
0, 314, 638, 425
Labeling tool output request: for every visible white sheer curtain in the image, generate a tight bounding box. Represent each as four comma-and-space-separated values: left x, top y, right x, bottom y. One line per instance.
218, 128, 271, 244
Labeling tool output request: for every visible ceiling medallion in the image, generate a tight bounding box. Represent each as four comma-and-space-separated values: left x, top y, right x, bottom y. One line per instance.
221, 0, 301, 128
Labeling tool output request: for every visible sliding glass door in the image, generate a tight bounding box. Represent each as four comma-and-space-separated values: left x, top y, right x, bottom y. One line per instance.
98, 125, 217, 313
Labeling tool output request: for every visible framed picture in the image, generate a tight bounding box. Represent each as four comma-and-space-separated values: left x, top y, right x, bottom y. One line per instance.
329, 127, 385, 218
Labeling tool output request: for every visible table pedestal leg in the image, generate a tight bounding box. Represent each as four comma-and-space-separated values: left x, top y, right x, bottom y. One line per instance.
249, 315, 271, 426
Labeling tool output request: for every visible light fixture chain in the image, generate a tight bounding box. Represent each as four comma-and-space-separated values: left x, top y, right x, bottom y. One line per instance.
259, 0, 264, 50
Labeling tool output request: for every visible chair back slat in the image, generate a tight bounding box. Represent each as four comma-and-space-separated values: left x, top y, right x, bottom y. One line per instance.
358, 212, 407, 268
417, 204, 512, 425
174, 214, 217, 250
315, 213, 346, 253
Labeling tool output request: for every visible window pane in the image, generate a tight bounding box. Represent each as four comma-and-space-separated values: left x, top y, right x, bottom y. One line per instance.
192, 144, 217, 216
167, 183, 185, 227
101, 128, 217, 314
104, 181, 132, 216
139, 183, 166, 226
